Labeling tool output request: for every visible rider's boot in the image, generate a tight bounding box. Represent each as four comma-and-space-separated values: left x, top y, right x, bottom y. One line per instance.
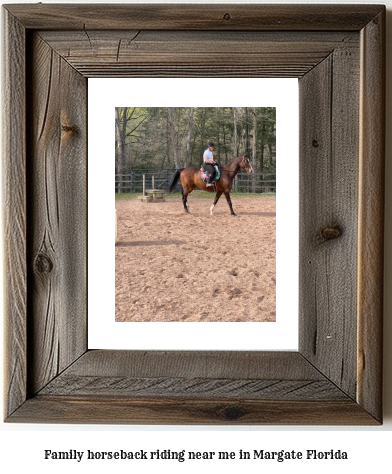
206, 175, 215, 187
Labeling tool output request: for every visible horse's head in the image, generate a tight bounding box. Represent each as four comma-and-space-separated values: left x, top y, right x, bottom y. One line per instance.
239, 153, 253, 174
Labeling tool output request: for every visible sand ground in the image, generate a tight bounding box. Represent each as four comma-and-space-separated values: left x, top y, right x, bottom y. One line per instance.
115, 193, 276, 322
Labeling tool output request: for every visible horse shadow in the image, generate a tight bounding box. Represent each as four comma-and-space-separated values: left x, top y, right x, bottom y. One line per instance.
116, 240, 186, 247
238, 212, 276, 217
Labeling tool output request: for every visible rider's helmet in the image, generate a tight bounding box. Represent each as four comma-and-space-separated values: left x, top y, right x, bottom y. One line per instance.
207, 141, 215, 147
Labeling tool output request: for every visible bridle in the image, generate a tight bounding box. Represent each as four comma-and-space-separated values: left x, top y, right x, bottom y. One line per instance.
220, 154, 253, 174
241, 155, 253, 173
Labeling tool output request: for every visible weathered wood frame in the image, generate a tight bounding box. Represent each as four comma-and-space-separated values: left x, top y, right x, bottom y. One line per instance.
3, 4, 385, 424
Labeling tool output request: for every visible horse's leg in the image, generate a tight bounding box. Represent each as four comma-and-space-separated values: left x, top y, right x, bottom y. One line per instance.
210, 191, 222, 215
182, 188, 190, 213
224, 191, 237, 217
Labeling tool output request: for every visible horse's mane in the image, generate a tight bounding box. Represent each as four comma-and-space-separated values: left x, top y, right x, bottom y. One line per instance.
220, 153, 248, 171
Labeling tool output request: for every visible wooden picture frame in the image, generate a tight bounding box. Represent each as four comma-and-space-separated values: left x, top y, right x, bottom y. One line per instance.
3, 4, 385, 424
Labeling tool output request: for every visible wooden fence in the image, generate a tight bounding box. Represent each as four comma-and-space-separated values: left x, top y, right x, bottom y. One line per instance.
115, 169, 276, 194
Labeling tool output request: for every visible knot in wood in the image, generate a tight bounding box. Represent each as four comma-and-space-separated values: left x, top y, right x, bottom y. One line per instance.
34, 252, 53, 274
315, 225, 342, 244
61, 124, 77, 134
223, 405, 244, 420
223, 12, 231, 21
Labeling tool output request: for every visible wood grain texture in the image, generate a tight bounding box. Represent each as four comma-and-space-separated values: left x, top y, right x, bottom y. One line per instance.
39, 30, 358, 78
2, 9, 27, 419
39, 377, 347, 400
55, 350, 328, 378
299, 40, 360, 399
2, 4, 385, 425
9, 396, 379, 425
8, 351, 377, 424
357, 9, 385, 422
37, 351, 346, 401
27, 33, 87, 395
4, 4, 384, 31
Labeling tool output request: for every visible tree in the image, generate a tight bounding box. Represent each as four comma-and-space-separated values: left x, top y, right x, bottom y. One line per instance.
115, 107, 148, 173
115, 107, 125, 174
232, 107, 238, 157
252, 107, 257, 192
113, 107, 276, 175
185, 107, 194, 167
245, 107, 250, 153
168, 107, 180, 168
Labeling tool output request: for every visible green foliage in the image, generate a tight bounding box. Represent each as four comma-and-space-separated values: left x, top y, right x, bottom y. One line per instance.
115, 107, 276, 174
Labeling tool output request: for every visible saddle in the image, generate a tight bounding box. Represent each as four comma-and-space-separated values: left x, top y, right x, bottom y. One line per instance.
200, 165, 220, 182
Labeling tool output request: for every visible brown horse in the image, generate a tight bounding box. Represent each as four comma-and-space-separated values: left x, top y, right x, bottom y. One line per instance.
168, 154, 253, 216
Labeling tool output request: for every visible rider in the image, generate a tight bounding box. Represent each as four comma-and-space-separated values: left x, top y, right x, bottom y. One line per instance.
203, 141, 218, 186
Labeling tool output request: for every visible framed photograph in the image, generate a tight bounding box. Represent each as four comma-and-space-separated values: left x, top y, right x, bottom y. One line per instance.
3, 4, 385, 424
88, 78, 299, 351
113, 105, 278, 325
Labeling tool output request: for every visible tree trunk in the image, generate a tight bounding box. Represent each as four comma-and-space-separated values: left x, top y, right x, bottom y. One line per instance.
115, 107, 122, 174
233, 107, 238, 157
245, 107, 250, 153
115, 107, 127, 192
199, 108, 207, 162
166, 109, 171, 167
260, 143, 264, 194
185, 107, 194, 167
223, 124, 228, 165
252, 107, 257, 193
168, 107, 180, 168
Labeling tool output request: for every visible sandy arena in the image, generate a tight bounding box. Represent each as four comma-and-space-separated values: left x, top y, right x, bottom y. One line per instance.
115, 193, 276, 322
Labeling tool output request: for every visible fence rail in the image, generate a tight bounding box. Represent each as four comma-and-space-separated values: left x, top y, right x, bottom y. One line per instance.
115, 169, 276, 194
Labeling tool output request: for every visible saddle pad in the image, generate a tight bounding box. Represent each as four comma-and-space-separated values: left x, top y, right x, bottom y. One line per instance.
200, 167, 220, 182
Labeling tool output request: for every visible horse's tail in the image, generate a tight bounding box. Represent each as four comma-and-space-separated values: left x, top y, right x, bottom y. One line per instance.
168, 169, 184, 194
